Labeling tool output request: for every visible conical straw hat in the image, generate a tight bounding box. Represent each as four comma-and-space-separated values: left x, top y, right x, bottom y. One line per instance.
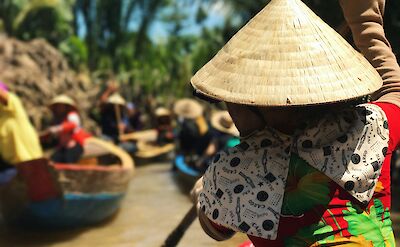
49, 95, 77, 109
155, 107, 171, 117
107, 93, 126, 106
191, 0, 382, 106
173, 98, 204, 119
211, 111, 240, 137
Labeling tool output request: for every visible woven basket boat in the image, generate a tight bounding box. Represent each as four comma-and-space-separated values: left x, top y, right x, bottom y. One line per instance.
0, 137, 134, 228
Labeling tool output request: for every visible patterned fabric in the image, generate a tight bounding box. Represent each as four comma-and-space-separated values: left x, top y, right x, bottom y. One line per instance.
199, 104, 390, 240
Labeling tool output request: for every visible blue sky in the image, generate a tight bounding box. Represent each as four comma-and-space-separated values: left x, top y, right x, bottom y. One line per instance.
76, 2, 227, 42
149, 5, 225, 42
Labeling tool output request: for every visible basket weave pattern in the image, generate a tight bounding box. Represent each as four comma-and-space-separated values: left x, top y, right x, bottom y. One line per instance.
191, 0, 382, 106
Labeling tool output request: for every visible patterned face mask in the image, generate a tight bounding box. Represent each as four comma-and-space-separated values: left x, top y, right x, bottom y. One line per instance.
199, 104, 389, 240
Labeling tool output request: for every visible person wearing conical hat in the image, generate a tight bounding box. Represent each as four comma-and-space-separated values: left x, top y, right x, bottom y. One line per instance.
0, 82, 43, 168
127, 102, 143, 131
154, 107, 174, 145
174, 98, 213, 170
211, 111, 239, 138
98, 82, 137, 155
47, 95, 91, 163
210, 111, 240, 147
98, 82, 128, 141
174, 98, 204, 121
190, 111, 241, 173
100, 92, 129, 142
190, 0, 400, 246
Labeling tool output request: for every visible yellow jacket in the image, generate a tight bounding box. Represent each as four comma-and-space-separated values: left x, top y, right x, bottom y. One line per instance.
0, 92, 43, 164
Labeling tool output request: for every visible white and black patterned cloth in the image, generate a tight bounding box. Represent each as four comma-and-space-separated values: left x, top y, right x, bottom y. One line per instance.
199, 104, 389, 240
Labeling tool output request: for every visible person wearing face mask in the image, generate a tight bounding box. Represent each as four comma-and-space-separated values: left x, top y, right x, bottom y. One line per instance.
189, 0, 400, 245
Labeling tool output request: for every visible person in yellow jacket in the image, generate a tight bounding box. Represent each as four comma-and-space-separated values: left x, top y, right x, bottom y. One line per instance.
0, 82, 43, 167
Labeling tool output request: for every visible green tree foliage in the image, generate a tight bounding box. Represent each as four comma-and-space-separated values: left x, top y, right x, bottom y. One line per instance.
0, 0, 398, 101
59, 35, 88, 71
0, 0, 87, 72
0, 0, 74, 45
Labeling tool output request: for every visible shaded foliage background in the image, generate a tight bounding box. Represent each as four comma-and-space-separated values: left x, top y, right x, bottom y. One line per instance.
0, 0, 399, 103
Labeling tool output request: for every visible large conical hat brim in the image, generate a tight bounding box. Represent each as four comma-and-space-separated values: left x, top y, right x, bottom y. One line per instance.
173, 99, 204, 119
191, 0, 382, 106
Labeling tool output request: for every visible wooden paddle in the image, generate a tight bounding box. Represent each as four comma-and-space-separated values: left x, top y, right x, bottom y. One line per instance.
161, 205, 197, 247
114, 104, 124, 140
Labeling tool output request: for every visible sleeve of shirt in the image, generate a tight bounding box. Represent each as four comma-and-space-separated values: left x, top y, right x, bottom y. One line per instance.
339, 0, 400, 108
373, 102, 400, 150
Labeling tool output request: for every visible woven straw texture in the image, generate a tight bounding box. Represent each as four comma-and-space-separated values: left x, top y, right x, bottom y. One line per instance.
155, 107, 171, 117
107, 93, 126, 106
50, 95, 77, 108
211, 111, 239, 136
191, 0, 382, 106
173, 98, 204, 119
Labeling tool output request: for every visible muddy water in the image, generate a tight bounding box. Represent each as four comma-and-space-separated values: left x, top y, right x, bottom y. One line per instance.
0, 163, 398, 247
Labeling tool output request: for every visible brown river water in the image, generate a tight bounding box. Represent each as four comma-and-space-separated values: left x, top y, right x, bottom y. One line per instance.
0, 163, 398, 247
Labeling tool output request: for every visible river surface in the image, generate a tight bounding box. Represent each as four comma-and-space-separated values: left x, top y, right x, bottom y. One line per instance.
0, 163, 398, 247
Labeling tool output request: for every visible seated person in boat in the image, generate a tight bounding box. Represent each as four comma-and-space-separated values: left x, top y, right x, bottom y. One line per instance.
174, 99, 213, 171
100, 93, 129, 142
154, 107, 174, 145
190, 0, 400, 246
127, 102, 143, 131
0, 82, 43, 169
98, 84, 136, 154
99, 82, 126, 142
193, 111, 240, 173
46, 95, 91, 163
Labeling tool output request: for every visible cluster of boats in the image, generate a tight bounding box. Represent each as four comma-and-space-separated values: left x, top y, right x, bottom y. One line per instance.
0, 137, 134, 228
0, 128, 201, 229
